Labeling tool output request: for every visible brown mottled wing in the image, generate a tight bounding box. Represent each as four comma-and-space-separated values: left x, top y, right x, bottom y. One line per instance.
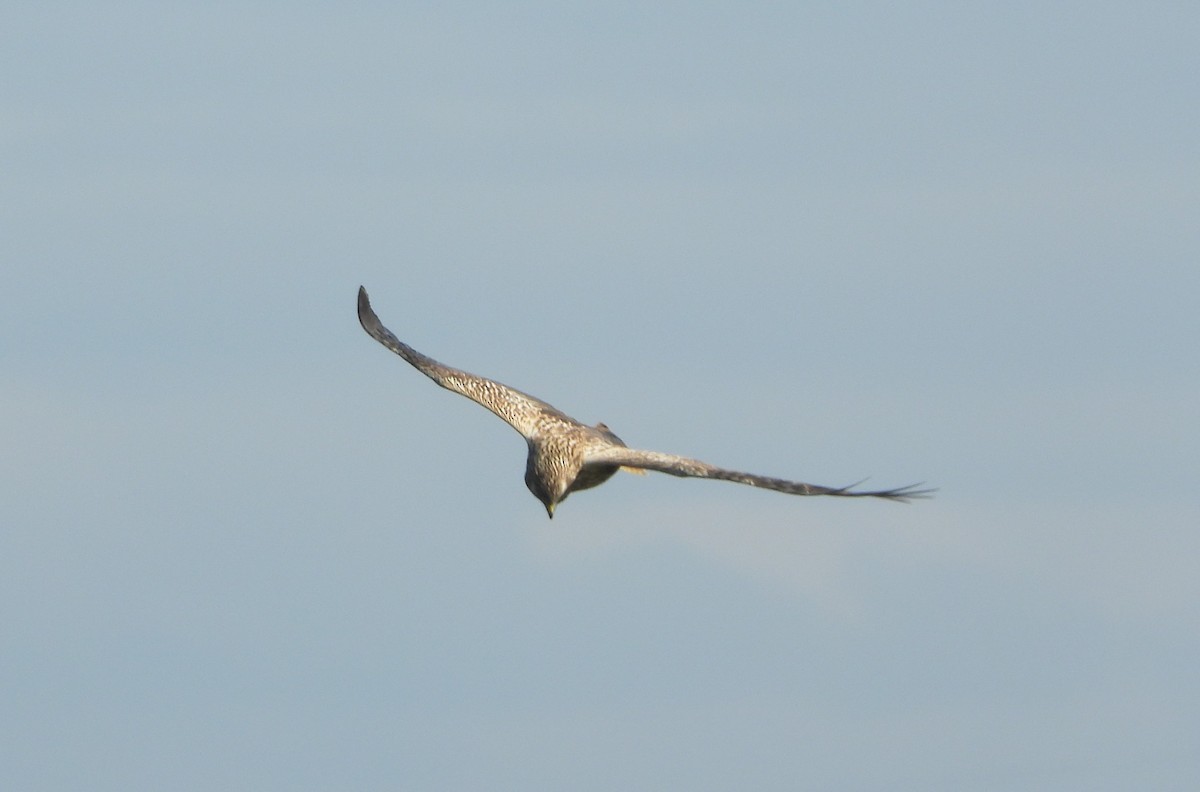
358, 286, 573, 438
583, 445, 933, 502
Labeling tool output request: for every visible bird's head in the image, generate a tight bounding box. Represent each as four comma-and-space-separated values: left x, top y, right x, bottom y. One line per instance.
525, 458, 571, 519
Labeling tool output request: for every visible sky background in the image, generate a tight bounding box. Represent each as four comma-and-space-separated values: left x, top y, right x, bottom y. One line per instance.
3, 3, 1198, 790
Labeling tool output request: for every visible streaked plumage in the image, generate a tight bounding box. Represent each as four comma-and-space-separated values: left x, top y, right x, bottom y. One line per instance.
358, 286, 932, 517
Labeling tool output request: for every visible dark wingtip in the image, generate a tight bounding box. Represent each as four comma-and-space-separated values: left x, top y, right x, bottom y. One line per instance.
357, 285, 379, 333
875, 483, 937, 503
836, 480, 936, 502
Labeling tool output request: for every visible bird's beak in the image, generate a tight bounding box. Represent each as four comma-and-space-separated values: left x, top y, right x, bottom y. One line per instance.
545, 502, 556, 519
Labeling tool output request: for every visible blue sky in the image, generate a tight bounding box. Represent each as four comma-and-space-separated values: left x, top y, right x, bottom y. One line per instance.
3, 3, 1198, 790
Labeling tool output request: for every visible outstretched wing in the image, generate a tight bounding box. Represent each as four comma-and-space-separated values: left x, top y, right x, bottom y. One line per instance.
358, 286, 574, 438
583, 445, 933, 502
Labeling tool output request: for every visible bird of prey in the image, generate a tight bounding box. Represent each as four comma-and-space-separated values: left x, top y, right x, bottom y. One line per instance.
358, 286, 931, 518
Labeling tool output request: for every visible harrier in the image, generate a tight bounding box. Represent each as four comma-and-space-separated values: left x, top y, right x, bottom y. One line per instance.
358, 286, 930, 517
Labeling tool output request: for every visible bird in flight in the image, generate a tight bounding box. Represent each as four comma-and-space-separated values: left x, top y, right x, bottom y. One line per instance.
358, 286, 931, 518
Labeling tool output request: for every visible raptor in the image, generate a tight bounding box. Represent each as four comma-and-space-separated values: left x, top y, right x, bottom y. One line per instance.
358, 286, 931, 517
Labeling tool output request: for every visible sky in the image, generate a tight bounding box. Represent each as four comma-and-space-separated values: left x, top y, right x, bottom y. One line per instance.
3, 2, 1198, 790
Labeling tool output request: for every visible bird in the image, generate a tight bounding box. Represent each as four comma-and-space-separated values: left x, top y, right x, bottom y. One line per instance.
357, 286, 932, 518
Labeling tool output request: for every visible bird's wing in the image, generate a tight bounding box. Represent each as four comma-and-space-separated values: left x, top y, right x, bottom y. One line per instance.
358, 286, 574, 438
583, 445, 933, 502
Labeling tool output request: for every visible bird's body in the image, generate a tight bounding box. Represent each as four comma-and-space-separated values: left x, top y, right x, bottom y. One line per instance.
358, 286, 931, 517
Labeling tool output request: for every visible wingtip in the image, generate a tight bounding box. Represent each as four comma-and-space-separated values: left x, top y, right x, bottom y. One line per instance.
884, 483, 937, 503
838, 479, 936, 502
357, 285, 378, 331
